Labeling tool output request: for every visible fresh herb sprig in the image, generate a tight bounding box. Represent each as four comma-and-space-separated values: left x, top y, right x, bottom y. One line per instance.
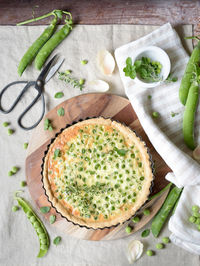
123, 57, 162, 83
58, 71, 84, 91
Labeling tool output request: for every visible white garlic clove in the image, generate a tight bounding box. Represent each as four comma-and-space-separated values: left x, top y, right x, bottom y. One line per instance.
126, 240, 143, 264
97, 50, 115, 76
193, 144, 200, 163
88, 79, 109, 92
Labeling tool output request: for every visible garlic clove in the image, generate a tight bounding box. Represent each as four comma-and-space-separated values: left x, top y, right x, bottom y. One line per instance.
193, 144, 200, 163
88, 79, 109, 92
126, 240, 143, 264
97, 50, 115, 76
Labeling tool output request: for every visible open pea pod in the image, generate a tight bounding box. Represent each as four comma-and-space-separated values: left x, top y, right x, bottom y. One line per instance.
14, 191, 50, 258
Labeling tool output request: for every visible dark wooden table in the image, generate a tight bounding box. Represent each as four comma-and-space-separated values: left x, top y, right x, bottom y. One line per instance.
0, 0, 199, 36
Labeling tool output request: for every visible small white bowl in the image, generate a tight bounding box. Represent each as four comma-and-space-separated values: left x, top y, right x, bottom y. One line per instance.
131, 46, 171, 88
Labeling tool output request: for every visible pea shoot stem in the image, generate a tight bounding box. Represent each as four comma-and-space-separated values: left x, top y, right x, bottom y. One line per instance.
14, 190, 23, 199
16, 9, 64, 26
184, 36, 200, 42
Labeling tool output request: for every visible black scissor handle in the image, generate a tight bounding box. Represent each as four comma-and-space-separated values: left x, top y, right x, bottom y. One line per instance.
0, 81, 30, 113
18, 92, 45, 131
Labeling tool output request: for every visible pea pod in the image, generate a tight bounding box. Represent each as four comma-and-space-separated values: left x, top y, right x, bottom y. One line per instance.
14, 191, 49, 258
35, 13, 73, 70
17, 14, 59, 76
183, 80, 199, 150
148, 182, 172, 201
179, 40, 200, 105
151, 186, 182, 238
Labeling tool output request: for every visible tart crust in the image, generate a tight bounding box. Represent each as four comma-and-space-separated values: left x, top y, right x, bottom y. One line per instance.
42, 118, 153, 229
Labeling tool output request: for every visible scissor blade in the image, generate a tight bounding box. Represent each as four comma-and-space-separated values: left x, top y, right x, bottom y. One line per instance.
45, 58, 65, 83
36, 54, 58, 82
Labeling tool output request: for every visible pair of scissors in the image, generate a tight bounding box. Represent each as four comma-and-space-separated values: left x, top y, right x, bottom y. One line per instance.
0, 55, 64, 130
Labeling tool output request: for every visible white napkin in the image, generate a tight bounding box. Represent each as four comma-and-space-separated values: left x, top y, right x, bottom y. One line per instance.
114, 23, 200, 254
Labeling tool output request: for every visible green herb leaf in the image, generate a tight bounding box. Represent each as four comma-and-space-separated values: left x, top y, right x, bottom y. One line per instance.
44, 118, 50, 130
49, 215, 56, 224
134, 60, 142, 69
40, 206, 50, 214
53, 236, 61, 246
126, 57, 132, 65
141, 229, 150, 238
53, 149, 61, 159
54, 92, 64, 98
44, 118, 53, 131
57, 107, 65, 116
114, 148, 128, 156
123, 57, 137, 80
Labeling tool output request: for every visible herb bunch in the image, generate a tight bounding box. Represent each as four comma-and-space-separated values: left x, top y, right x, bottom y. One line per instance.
123, 57, 162, 82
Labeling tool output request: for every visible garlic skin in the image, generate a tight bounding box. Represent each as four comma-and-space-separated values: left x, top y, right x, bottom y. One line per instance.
193, 144, 200, 163
126, 240, 143, 264
88, 79, 109, 92
97, 50, 115, 76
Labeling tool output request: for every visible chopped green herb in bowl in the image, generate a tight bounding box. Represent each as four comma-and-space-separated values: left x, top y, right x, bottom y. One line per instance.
123, 46, 171, 88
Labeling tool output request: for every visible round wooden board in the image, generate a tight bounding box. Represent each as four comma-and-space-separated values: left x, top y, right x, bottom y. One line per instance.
26, 93, 171, 241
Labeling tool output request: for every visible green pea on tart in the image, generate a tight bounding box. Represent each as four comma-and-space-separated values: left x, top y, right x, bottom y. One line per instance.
42, 117, 153, 229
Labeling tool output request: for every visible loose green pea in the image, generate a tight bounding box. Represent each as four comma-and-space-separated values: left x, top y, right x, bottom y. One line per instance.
30, 216, 36, 223
146, 250, 154, 256
81, 59, 88, 65
12, 166, 19, 174
3, 122, 9, 127
189, 216, 196, 223
20, 181, 27, 187
192, 205, 199, 212
79, 78, 85, 85
162, 237, 170, 244
12, 205, 19, 212
143, 208, 150, 216
125, 225, 132, 234
7, 129, 14, 135
156, 243, 164, 249
132, 216, 140, 223
23, 142, 28, 149
152, 111, 159, 118
33, 221, 40, 228
8, 170, 14, 176
65, 69, 71, 74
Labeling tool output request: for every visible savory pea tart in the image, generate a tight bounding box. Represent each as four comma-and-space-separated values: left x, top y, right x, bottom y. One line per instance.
42, 117, 153, 229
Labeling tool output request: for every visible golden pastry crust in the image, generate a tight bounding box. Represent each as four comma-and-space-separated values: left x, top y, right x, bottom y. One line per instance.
42, 118, 153, 229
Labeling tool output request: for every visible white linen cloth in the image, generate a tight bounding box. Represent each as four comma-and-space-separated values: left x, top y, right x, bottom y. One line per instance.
115, 23, 200, 254
0, 24, 198, 266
